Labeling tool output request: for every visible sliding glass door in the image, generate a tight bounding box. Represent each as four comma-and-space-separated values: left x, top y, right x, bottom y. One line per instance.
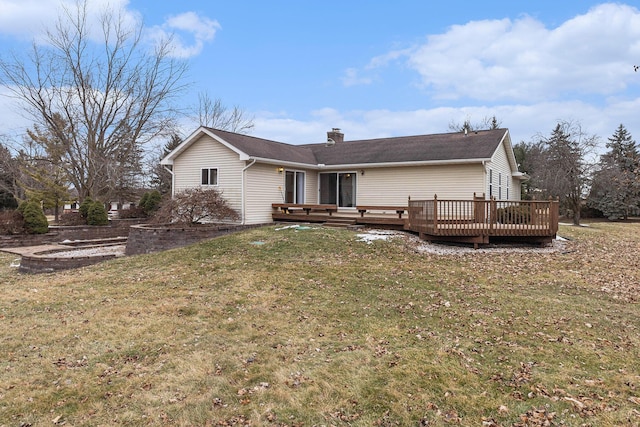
319, 172, 356, 208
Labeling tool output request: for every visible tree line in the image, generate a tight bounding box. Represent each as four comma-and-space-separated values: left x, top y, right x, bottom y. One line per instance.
514, 121, 639, 225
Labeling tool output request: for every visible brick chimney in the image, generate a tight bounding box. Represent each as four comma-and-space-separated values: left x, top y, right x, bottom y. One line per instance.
327, 128, 344, 145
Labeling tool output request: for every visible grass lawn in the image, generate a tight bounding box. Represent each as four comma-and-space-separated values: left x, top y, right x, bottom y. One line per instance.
0, 222, 639, 426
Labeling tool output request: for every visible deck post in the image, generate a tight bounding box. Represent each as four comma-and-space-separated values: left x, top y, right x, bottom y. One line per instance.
489, 196, 496, 232
433, 194, 438, 233
550, 197, 559, 235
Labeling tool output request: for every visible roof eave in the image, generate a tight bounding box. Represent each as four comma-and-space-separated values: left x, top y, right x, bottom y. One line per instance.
320, 158, 491, 169
248, 157, 491, 170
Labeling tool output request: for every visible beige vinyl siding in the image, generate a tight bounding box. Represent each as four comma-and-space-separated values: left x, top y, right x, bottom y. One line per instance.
243, 163, 283, 224
172, 134, 244, 215
243, 165, 318, 224
356, 164, 485, 205
487, 141, 515, 200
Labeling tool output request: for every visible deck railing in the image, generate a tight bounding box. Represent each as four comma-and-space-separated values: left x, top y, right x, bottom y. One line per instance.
407, 195, 559, 237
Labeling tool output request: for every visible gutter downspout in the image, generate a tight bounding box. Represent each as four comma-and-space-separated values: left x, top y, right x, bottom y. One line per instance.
241, 159, 257, 225
163, 166, 175, 198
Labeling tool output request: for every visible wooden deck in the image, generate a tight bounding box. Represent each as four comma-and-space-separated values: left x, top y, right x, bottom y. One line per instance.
272, 197, 560, 248
271, 204, 406, 229
406, 196, 559, 248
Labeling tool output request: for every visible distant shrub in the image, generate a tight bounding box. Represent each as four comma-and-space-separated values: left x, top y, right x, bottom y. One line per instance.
496, 205, 531, 224
18, 201, 49, 234
79, 197, 94, 218
0, 209, 24, 234
58, 211, 86, 226
140, 190, 162, 216
0, 191, 18, 210
87, 201, 109, 225
117, 206, 146, 219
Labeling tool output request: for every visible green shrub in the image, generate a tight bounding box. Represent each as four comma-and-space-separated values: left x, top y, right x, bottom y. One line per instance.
18, 201, 49, 234
0, 191, 18, 210
79, 197, 94, 218
496, 205, 531, 224
87, 201, 109, 225
140, 190, 162, 216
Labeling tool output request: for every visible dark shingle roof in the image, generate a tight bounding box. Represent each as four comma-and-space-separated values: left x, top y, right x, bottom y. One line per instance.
205, 128, 317, 164
206, 127, 507, 166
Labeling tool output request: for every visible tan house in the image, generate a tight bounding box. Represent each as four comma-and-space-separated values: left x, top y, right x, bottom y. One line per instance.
161, 126, 528, 225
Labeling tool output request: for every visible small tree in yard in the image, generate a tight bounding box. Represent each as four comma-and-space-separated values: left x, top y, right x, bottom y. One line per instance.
17, 201, 49, 234
78, 197, 94, 219
139, 190, 162, 216
153, 188, 240, 225
87, 201, 109, 225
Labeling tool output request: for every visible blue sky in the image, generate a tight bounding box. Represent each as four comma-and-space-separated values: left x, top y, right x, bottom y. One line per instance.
1, 0, 640, 149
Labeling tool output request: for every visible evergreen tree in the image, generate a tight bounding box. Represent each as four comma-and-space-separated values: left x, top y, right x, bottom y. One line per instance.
18, 200, 49, 234
87, 201, 109, 225
19, 118, 71, 222
588, 124, 640, 219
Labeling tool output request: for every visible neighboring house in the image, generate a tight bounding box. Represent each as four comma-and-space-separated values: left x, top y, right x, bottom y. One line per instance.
160, 127, 528, 225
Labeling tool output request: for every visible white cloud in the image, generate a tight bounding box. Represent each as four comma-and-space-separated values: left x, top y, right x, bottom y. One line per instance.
146, 11, 220, 59
0, 1, 218, 58
0, 0, 136, 41
252, 94, 640, 151
361, 3, 640, 103
341, 68, 373, 87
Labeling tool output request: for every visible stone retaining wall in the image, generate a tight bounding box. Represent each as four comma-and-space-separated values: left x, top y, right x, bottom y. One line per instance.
19, 252, 119, 274
0, 219, 145, 248
125, 223, 268, 255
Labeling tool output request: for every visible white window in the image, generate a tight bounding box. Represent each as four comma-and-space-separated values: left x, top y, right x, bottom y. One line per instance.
201, 168, 218, 186
498, 172, 502, 200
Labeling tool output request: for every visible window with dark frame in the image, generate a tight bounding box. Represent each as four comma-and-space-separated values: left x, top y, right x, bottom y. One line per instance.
201, 168, 218, 186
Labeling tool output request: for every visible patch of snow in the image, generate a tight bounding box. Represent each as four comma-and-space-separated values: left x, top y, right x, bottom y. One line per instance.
356, 230, 403, 244
10, 258, 21, 268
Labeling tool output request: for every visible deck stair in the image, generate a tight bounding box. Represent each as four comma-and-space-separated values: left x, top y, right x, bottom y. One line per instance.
322, 218, 357, 228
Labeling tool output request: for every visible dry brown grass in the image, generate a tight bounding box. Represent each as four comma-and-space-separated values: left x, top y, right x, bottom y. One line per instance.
0, 222, 639, 426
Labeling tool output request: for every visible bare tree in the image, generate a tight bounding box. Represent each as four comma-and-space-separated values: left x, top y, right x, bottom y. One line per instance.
0, 0, 188, 201
448, 115, 502, 133
528, 120, 599, 225
196, 92, 254, 134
